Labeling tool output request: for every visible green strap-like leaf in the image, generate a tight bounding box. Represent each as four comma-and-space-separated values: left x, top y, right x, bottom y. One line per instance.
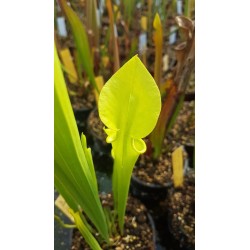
98, 55, 161, 233
54, 44, 109, 242
70, 209, 102, 250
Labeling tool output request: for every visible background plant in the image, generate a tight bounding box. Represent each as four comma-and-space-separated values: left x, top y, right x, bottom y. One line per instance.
57, 0, 100, 93
149, 15, 195, 158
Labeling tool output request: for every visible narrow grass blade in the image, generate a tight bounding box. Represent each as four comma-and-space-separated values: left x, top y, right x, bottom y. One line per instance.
70, 210, 102, 250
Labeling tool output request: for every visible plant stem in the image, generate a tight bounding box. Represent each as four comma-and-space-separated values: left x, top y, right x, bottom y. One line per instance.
54, 214, 76, 228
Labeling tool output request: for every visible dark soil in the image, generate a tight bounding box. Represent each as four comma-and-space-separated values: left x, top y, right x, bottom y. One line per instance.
168, 101, 195, 146
71, 194, 155, 250
68, 84, 96, 111
133, 137, 188, 187
167, 169, 195, 249
67, 85, 96, 135
87, 108, 106, 140
134, 147, 173, 186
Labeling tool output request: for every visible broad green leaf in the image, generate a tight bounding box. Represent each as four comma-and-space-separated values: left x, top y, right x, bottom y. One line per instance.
58, 0, 99, 92
54, 44, 109, 242
98, 55, 161, 233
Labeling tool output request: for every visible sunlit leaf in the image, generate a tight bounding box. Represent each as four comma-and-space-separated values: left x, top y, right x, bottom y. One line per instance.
54, 44, 109, 242
98, 55, 161, 232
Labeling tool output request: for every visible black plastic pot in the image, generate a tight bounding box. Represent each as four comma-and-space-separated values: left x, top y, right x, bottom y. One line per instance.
184, 92, 195, 102
130, 173, 173, 205
94, 154, 113, 192
130, 157, 189, 206
184, 143, 195, 169
147, 212, 157, 249
167, 168, 195, 250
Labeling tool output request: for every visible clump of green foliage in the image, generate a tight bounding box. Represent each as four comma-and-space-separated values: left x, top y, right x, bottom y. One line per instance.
55, 43, 161, 248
